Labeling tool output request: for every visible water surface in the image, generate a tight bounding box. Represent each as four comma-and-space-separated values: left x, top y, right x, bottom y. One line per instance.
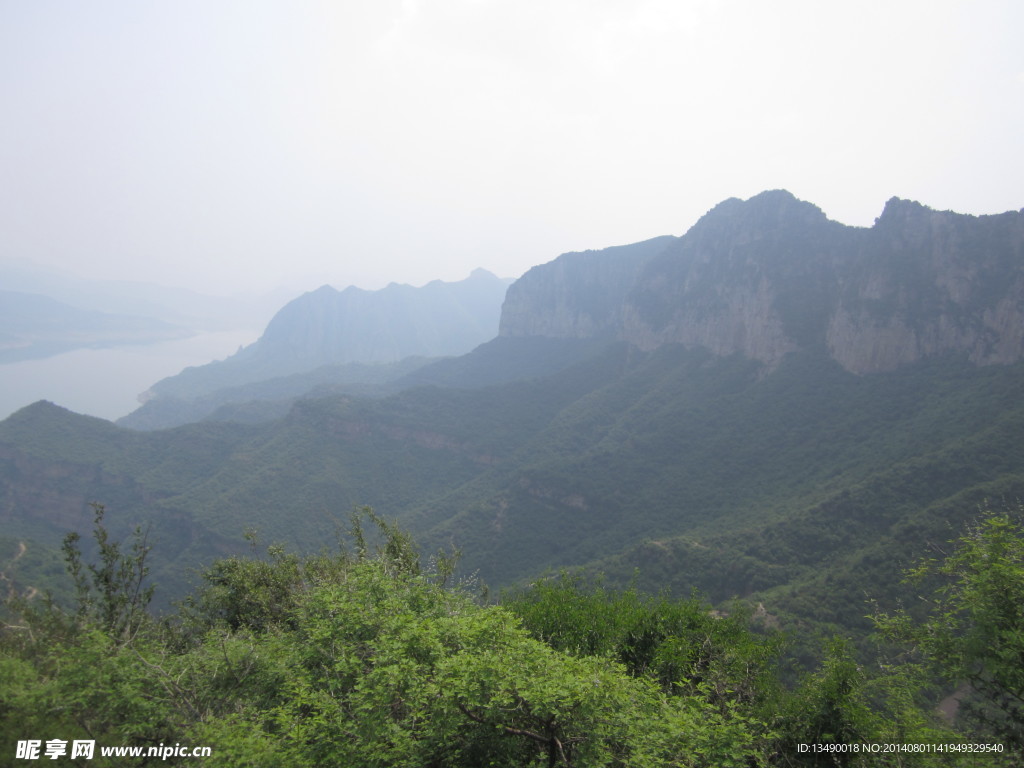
0, 329, 258, 423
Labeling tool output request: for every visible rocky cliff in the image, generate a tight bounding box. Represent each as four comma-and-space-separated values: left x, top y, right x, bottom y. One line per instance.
826, 197, 1024, 373
501, 191, 1024, 374
498, 236, 678, 338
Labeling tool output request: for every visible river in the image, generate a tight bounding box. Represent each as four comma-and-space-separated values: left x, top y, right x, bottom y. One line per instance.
0, 329, 259, 423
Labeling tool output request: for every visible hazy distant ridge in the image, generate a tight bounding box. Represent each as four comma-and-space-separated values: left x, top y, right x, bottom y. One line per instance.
0, 290, 191, 363
258, 268, 511, 366
118, 269, 512, 426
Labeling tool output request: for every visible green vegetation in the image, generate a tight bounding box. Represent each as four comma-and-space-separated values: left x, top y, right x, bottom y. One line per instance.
119, 355, 440, 430
4, 344, 1024, 636
3, 506, 1021, 766
873, 509, 1024, 753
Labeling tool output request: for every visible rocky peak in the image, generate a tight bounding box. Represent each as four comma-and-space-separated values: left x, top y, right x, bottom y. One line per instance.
693, 189, 829, 234
619, 190, 851, 367
498, 191, 1024, 374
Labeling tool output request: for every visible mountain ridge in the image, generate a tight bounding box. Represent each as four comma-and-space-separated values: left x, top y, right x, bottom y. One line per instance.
503, 190, 1024, 374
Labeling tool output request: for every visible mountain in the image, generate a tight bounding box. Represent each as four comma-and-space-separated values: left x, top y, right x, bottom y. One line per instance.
117, 269, 513, 429
504, 190, 1024, 373
0, 290, 192, 363
2, 191, 1023, 645
252, 268, 512, 366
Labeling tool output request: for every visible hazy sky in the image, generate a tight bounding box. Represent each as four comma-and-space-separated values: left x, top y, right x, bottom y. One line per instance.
2, 1, 1021, 295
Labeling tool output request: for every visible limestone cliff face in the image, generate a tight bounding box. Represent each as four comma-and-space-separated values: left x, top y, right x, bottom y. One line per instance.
621, 276, 799, 366
500, 191, 1024, 374
825, 198, 1024, 373
621, 191, 846, 367
499, 237, 677, 338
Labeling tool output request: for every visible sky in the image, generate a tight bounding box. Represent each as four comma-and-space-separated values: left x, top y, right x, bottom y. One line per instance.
1, 0, 1022, 296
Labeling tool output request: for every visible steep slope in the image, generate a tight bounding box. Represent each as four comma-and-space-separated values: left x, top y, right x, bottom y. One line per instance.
622, 191, 851, 364
499, 236, 677, 338
504, 191, 1024, 373
825, 197, 1024, 372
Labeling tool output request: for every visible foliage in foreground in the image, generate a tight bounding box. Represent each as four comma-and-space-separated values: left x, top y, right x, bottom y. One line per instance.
873, 508, 1024, 755
2, 505, 1022, 766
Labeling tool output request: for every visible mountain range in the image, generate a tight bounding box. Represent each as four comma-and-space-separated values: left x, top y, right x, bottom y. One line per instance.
118, 268, 513, 429
502, 190, 1024, 372
2, 190, 1022, 646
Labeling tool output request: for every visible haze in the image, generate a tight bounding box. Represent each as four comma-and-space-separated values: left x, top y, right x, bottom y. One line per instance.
1, 1, 1022, 295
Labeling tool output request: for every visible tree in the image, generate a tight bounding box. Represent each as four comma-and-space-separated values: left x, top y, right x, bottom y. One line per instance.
0, 504, 171, 764
874, 504, 1024, 754
272, 558, 768, 767
504, 573, 781, 707
61, 503, 155, 644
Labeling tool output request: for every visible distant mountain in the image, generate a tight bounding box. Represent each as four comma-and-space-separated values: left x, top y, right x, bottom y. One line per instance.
0, 290, 192, 363
0, 262, 287, 332
255, 268, 512, 366
504, 190, 1024, 373
118, 269, 513, 429
3, 191, 1023, 647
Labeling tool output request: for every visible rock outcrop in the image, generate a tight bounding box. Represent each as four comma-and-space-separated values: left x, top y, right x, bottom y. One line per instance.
500, 191, 1024, 374
826, 198, 1024, 373
498, 236, 678, 339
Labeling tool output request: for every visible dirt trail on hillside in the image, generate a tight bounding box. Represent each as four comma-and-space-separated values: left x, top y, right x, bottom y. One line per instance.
1, 540, 39, 601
